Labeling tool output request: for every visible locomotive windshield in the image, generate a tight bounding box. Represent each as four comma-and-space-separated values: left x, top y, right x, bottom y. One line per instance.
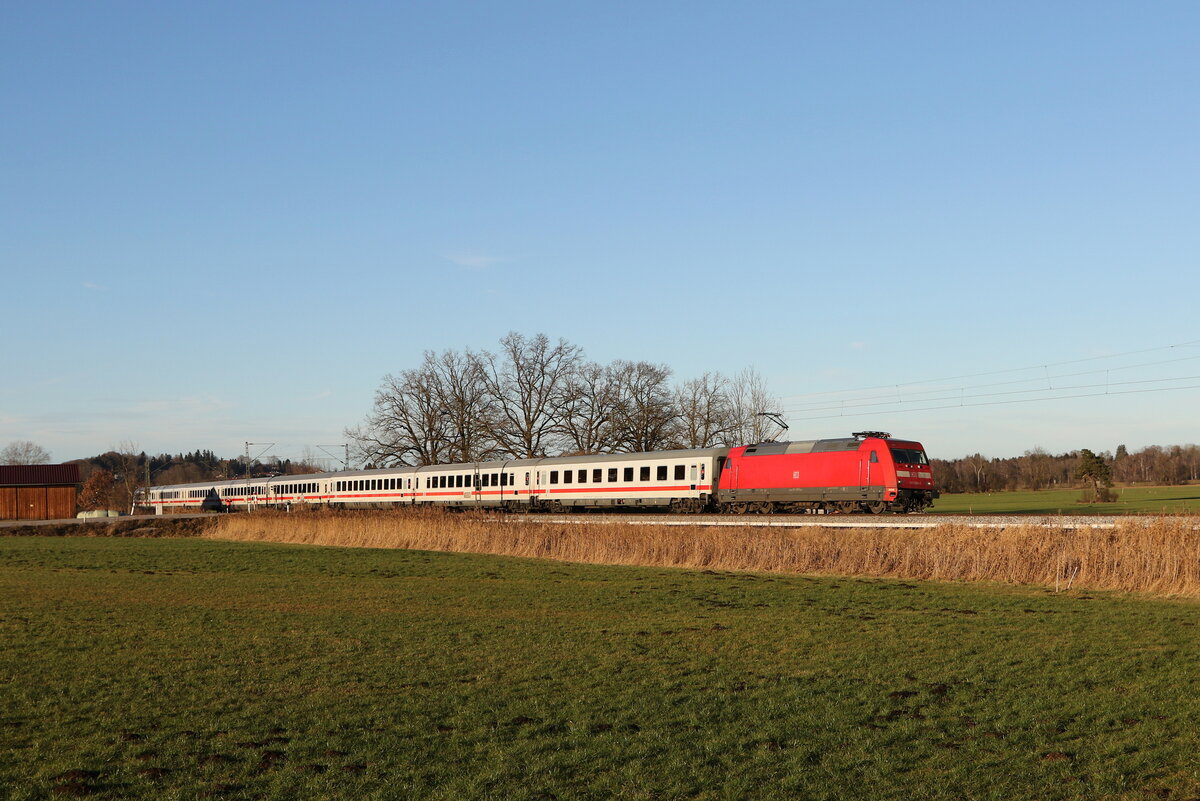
890, 447, 928, 465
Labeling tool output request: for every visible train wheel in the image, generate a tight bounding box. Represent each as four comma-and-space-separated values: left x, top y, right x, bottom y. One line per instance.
861, 501, 887, 514
752, 502, 774, 514
729, 502, 750, 515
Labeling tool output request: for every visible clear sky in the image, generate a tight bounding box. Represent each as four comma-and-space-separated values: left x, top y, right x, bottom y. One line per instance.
3, 1, 1199, 465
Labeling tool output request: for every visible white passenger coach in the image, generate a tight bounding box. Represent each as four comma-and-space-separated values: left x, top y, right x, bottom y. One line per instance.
139, 448, 726, 515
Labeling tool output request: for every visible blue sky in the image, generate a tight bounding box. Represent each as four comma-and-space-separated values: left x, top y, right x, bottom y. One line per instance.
3, 1, 1199, 464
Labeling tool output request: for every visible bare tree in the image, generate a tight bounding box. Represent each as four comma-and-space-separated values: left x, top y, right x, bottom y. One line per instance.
674, 372, 734, 448
482, 332, 582, 458
720, 368, 781, 446
432, 348, 496, 463
108, 441, 145, 513
557, 361, 620, 454
347, 357, 451, 467
348, 348, 497, 467
1021, 447, 1053, 490
962, 453, 989, 492
609, 361, 678, 452
1, 440, 51, 464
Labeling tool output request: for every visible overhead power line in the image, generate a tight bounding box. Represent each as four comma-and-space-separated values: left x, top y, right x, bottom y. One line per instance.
776, 339, 1200, 423
778, 338, 1200, 404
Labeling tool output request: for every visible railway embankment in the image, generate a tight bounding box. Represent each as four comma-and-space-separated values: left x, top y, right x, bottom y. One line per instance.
0, 515, 217, 538
204, 509, 1200, 598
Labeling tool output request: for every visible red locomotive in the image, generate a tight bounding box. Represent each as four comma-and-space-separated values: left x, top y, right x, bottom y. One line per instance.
716, 432, 936, 513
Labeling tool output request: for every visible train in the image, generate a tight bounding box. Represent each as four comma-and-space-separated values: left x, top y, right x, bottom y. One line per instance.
137, 432, 937, 515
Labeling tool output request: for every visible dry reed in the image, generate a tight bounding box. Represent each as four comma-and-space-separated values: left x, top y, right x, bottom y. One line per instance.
206, 509, 1200, 597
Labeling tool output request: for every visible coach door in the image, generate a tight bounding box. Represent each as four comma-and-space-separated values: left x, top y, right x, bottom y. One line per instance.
471, 467, 482, 505
723, 460, 738, 500
859, 449, 878, 492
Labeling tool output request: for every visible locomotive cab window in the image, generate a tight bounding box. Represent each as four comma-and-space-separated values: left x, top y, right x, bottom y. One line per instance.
890, 448, 928, 465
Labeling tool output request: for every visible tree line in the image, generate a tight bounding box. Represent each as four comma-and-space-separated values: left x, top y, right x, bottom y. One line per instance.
932, 443, 1200, 494
344, 331, 782, 467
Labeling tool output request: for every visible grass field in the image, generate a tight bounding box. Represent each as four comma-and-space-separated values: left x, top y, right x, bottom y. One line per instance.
4, 536, 1200, 800
932, 485, 1200, 515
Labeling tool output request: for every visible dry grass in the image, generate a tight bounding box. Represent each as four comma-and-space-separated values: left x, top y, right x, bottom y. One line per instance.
207, 509, 1200, 597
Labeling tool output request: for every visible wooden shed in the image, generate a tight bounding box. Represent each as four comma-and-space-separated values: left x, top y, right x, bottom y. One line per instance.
0, 464, 81, 520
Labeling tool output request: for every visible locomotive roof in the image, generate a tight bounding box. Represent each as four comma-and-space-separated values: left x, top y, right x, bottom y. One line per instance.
742, 438, 861, 455
741, 436, 923, 456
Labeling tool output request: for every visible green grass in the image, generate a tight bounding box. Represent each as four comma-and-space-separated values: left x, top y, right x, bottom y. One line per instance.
931, 484, 1200, 515
3, 537, 1200, 800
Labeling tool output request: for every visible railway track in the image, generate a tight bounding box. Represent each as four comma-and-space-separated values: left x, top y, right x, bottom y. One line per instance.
516, 513, 1135, 529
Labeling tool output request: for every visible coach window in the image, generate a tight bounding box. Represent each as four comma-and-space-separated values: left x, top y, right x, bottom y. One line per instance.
607, 467, 617, 482
563, 470, 572, 484
481, 473, 489, 487
549, 470, 559, 485
674, 465, 685, 480
624, 467, 634, 482
578, 469, 587, 483
657, 465, 668, 481
492, 473, 499, 486
639, 466, 650, 481
593, 468, 603, 483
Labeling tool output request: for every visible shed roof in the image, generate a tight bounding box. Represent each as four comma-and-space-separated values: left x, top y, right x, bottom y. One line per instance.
0, 464, 81, 487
